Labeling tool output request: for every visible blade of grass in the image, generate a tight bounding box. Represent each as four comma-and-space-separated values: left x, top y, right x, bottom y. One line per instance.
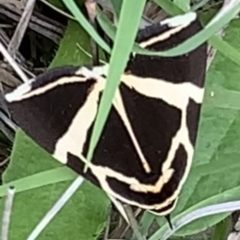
150, 200, 240, 240
0, 167, 76, 197
109, 0, 123, 18
210, 217, 231, 240
191, 0, 212, 11
26, 176, 84, 240
173, 0, 190, 11
135, 212, 155, 239
86, 0, 147, 164
61, 0, 111, 53
153, 0, 183, 15
98, 1, 240, 58
135, 1, 240, 57
123, 205, 145, 240
209, 35, 240, 66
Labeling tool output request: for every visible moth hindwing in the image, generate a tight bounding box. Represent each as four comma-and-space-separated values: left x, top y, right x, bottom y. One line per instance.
5, 12, 207, 217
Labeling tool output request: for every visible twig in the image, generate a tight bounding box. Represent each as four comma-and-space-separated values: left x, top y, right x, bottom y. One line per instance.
103, 207, 111, 240
0, 43, 28, 82
0, 186, 16, 240
26, 176, 84, 240
228, 214, 240, 240
85, 0, 99, 65
39, 0, 76, 20
8, 0, 36, 58
0, 28, 27, 67
0, 157, 10, 167
0, 0, 25, 9
123, 205, 145, 240
0, 3, 63, 43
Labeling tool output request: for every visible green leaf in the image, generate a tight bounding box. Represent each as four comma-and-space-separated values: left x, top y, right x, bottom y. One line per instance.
1, 20, 109, 240
204, 88, 240, 110
155, 18, 240, 236
86, 0, 147, 162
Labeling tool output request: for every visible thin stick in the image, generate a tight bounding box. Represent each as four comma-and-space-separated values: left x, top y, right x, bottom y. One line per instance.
0, 186, 16, 240
0, 43, 28, 82
123, 205, 145, 240
8, 0, 36, 58
26, 176, 84, 240
85, 0, 99, 65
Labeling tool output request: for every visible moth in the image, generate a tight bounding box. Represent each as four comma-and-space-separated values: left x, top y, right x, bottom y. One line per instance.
5, 12, 207, 219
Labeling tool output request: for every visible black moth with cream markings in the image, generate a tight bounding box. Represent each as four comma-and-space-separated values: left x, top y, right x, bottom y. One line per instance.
5, 12, 207, 217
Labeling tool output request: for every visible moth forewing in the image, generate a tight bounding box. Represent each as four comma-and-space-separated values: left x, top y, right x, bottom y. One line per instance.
5, 12, 207, 219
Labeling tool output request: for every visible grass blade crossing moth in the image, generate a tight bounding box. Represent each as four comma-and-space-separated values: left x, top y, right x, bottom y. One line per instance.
5, 12, 207, 220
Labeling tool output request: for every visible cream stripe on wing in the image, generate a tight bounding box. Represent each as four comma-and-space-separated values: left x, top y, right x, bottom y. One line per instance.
5, 75, 89, 102
113, 89, 151, 173
122, 74, 204, 107
53, 78, 105, 164
140, 25, 190, 48
139, 12, 196, 48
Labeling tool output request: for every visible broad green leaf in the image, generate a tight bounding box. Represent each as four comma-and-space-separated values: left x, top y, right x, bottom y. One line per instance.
86, 0, 147, 162
156, 18, 240, 236
1, 20, 109, 240
204, 88, 240, 110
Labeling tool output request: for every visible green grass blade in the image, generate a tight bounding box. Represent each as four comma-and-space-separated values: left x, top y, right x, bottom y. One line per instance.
136, 212, 155, 239
110, 0, 123, 18
209, 35, 240, 66
173, 0, 190, 11
191, 0, 212, 11
149, 191, 240, 240
0, 167, 76, 197
136, 2, 240, 56
153, 0, 183, 15
86, 0, 147, 163
98, 1, 240, 58
210, 218, 231, 240
61, 0, 111, 53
